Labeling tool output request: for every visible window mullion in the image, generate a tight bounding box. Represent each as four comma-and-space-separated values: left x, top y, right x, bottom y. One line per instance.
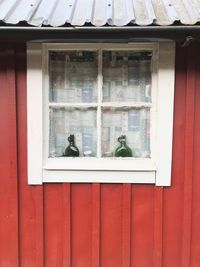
100, 102, 152, 108
97, 49, 103, 158
49, 103, 99, 108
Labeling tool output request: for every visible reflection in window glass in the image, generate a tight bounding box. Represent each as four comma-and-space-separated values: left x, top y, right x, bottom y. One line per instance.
49, 107, 97, 157
102, 107, 150, 158
49, 51, 98, 103
103, 51, 152, 102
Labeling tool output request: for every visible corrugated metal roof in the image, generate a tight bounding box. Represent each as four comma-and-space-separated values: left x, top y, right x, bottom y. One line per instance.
0, 0, 199, 27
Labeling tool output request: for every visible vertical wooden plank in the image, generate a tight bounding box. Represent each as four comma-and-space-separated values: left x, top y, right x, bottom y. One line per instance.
34, 187, 44, 267
16, 44, 44, 267
0, 44, 19, 267
181, 44, 196, 267
71, 184, 92, 267
44, 184, 63, 267
162, 44, 186, 267
131, 185, 154, 267
92, 183, 100, 267
122, 184, 131, 267
153, 187, 163, 267
5, 45, 19, 267
62, 184, 71, 267
191, 43, 200, 267
101, 185, 123, 267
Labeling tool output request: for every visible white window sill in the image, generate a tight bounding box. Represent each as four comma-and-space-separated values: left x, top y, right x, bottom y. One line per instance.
42, 170, 156, 184
41, 157, 156, 184
44, 157, 156, 171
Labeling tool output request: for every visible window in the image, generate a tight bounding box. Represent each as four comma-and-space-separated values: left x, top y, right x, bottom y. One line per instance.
27, 43, 175, 186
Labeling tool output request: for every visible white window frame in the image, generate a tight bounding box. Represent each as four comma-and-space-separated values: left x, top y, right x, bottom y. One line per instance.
27, 42, 175, 186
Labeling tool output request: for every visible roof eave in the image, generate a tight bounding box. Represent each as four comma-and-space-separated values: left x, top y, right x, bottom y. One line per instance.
0, 25, 199, 43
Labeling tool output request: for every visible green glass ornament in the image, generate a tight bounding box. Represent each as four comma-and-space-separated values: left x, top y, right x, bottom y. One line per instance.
64, 134, 79, 157
114, 135, 132, 157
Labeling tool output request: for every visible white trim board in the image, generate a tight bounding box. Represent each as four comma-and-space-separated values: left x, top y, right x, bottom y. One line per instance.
43, 170, 156, 183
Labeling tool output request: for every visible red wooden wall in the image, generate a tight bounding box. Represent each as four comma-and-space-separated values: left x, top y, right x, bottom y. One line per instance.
0, 42, 200, 267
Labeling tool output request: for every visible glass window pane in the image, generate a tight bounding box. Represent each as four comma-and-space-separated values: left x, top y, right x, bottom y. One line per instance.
102, 51, 152, 102
101, 107, 150, 158
49, 107, 97, 157
49, 51, 98, 103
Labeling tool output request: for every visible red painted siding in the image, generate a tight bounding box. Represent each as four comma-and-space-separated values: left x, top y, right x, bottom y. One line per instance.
0, 42, 200, 267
